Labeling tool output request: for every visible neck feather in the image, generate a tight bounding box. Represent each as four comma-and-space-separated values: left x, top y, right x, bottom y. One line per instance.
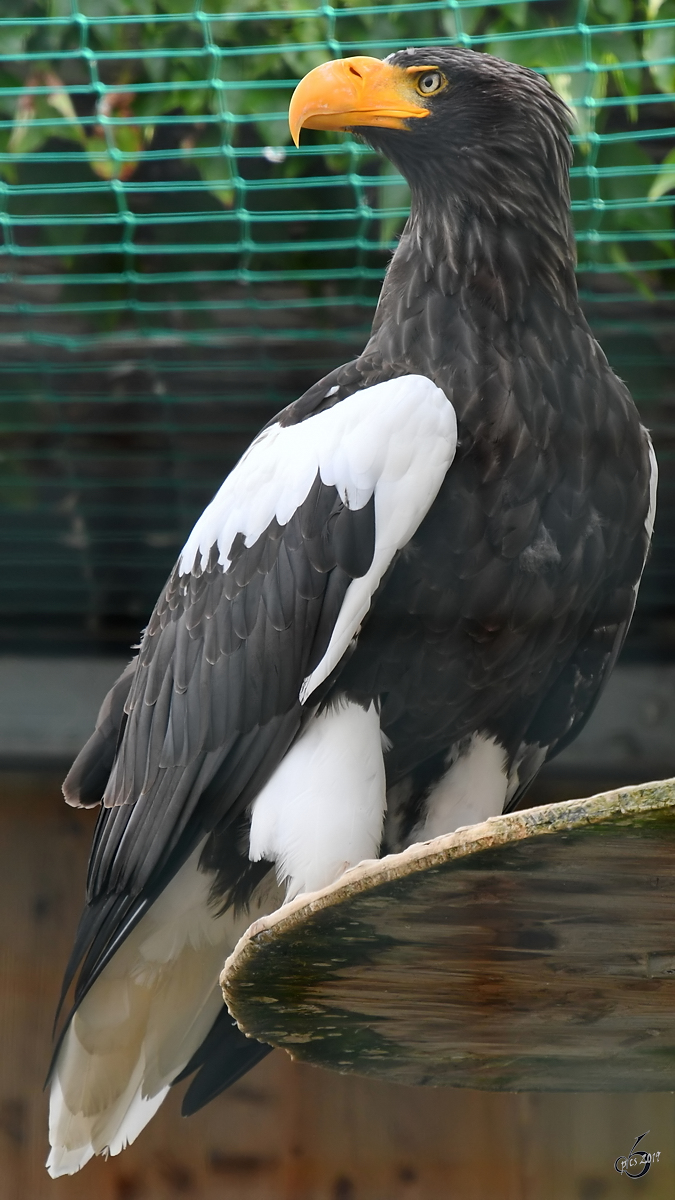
361, 179, 579, 378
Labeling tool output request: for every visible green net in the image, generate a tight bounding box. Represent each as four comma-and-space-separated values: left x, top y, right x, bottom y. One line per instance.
0, 0, 674, 652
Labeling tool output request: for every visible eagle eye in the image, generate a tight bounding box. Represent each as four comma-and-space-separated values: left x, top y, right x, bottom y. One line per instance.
415, 70, 445, 96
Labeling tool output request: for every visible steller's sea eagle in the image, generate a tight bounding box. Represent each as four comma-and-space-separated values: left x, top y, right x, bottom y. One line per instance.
47, 48, 656, 1175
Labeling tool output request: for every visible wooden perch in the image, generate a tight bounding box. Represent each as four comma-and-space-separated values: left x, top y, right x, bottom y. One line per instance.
221, 779, 675, 1092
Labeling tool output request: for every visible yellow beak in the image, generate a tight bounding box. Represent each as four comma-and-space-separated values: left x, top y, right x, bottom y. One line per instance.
289, 56, 430, 146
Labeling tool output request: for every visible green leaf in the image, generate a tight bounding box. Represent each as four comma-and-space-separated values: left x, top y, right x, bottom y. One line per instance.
377, 160, 410, 247
649, 148, 675, 201
192, 147, 235, 207
594, 0, 633, 23
644, 0, 675, 92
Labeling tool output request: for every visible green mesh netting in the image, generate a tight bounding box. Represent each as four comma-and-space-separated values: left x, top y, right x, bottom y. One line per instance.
0, 1, 674, 651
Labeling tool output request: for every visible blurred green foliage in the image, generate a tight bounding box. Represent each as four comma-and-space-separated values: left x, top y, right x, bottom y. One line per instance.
0, 0, 674, 337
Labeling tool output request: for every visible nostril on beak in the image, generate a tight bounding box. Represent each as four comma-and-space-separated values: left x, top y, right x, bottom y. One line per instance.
349, 66, 362, 78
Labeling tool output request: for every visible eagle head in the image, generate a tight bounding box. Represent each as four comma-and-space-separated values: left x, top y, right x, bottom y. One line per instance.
290, 48, 572, 228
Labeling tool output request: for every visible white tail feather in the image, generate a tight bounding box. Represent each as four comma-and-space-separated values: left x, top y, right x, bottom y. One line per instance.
47, 850, 282, 1177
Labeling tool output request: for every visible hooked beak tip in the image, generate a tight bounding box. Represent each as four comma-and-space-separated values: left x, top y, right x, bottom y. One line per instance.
288, 56, 429, 146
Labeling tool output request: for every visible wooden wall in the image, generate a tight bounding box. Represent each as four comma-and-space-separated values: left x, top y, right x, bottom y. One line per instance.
1, 771, 673, 1200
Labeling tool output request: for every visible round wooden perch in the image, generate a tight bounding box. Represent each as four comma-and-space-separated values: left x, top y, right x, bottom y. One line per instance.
221, 779, 675, 1092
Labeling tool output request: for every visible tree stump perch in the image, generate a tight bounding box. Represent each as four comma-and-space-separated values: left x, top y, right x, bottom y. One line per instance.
221, 779, 675, 1091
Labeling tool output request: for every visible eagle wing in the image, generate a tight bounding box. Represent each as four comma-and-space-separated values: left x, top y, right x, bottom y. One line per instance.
58, 371, 457, 1015
506, 433, 658, 809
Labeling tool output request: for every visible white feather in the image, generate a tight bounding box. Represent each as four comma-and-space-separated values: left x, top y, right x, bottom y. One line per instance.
410, 732, 508, 843
645, 433, 658, 541
47, 851, 282, 1177
248, 699, 387, 899
178, 375, 456, 700
631, 433, 658, 608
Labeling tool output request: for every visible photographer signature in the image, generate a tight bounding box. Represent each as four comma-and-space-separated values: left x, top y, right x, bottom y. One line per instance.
614, 1132, 661, 1178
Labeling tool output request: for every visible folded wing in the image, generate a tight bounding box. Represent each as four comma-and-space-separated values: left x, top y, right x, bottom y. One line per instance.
48, 372, 457, 1175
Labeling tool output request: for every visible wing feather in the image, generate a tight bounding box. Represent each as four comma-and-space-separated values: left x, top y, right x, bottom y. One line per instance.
63, 660, 136, 809
507, 431, 657, 809
57, 372, 456, 1025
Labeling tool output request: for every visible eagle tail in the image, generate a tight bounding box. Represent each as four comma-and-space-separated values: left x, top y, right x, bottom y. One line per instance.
176, 1003, 273, 1115
47, 848, 280, 1177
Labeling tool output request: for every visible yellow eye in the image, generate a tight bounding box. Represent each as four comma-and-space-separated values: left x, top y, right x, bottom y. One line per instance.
416, 70, 444, 96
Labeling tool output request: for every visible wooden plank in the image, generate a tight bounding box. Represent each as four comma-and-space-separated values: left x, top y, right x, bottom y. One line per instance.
223, 779, 675, 1091
1, 772, 675, 1199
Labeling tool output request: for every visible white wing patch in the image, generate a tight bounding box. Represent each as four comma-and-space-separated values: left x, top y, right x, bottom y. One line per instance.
179, 374, 457, 702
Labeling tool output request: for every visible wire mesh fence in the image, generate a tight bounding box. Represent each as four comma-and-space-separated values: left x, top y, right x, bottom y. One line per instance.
0, 0, 673, 651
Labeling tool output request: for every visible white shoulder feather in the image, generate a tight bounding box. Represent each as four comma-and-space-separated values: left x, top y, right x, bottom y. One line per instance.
179, 374, 457, 702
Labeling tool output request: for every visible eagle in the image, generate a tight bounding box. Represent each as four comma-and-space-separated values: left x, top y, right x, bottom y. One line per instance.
47, 48, 656, 1175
